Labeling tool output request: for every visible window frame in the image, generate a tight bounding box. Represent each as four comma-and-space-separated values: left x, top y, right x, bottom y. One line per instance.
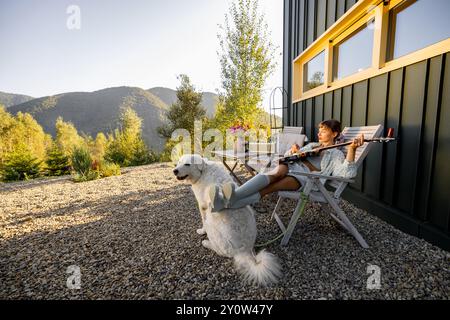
292, 0, 450, 103
302, 49, 326, 93
331, 11, 377, 84
385, 0, 416, 62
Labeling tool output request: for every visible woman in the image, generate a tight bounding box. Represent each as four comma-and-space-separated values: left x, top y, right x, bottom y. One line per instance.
209, 119, 364, 211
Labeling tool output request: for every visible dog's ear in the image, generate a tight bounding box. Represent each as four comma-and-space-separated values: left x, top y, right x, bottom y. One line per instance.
194, 156, 205, 172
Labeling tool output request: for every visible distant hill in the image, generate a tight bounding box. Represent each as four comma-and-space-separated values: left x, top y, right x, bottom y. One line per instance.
6, 86, 220, 153
8, 87, 169, 152
148, 87, 218, 118
147, 87, 178, 107
0, 91, 34, 108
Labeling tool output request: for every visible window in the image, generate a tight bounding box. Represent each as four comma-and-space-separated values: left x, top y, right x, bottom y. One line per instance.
333, 20, 375, 80
387, 0, 450, 61
303, 51, 325, 91
292, 0, 450, 102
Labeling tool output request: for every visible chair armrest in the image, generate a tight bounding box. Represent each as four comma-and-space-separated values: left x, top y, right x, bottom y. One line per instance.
289, 171, 355, 183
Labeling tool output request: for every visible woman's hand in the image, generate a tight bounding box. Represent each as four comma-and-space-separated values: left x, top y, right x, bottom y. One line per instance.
346, 133, 364, 163
349, 134, 364, 150
290, 143, 300, 153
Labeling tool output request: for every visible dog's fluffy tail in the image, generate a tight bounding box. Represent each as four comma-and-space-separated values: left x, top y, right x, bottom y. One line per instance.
233, 250, 282, 286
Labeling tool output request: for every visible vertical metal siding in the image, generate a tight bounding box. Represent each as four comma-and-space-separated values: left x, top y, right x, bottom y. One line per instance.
396, 62, 427, 215
415, 56, 444, 222
306, 0, 316, 48
365, 74, 389, 200
336, 0, 346, 19
283, 0, 450, 250
429, 53, 450, 231
332, 89, 342, 122
326, 0, 337, 29
316, 0, 327, 38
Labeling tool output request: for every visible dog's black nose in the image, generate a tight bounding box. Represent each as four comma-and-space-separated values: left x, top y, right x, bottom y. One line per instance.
173, 169, 179, 175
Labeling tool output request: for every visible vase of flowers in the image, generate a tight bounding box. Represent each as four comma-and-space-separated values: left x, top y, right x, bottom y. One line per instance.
229, 120, 251, 153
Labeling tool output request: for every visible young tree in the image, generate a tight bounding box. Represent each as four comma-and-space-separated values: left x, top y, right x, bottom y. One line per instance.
2, 146, 42, 181
157, 74, 208, 161
0, 108, 49, 179
82, 132, 107, 162
0, 105, 15, 166
71, 146, 98, 182
214, 0, 276, 133
55, 116, 84, 158
105, 107, 154, 166
93, 132, 107, 161
158, 74, 207, 138
45, 144, 71, 176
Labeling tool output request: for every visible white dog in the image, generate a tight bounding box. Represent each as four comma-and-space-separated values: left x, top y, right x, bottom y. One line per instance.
173, 154, 281, 286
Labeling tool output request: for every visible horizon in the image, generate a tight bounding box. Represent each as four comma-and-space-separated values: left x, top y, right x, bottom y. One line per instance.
0, 0, 283, 112
0, 85, 220, 99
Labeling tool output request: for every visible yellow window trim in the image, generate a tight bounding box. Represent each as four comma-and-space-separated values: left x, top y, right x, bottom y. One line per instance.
388, 0, 405, 10
299, 49, 327, 97
331, 9, 376, 45
292, 0, 450, 104
298, 9, 377, 98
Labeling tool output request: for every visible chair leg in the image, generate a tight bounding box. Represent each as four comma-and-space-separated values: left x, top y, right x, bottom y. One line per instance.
272, 196, 286, 233
271, 196, 283, 219
280, 195, 307, 246
316, 183, 369, 249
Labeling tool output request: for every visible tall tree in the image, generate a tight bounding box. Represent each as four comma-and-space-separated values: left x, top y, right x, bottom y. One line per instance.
158, 74, 207, 138
0, 105, 15, 165
157, 74, 208, 160
0, 107, 50, 167
0, 107, 49, 180
214, 0, 276, 132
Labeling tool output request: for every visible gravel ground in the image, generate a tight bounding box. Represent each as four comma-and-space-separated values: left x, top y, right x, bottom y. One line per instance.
0, 163, 449, 300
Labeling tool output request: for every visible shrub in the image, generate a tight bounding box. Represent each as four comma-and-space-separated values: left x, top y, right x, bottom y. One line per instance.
71, 147, 92, 176
71, 147, 98, 182
1, 149, 42, 182
104, 107, 158, 167
99, 161, 121, 177
129, 141, 158, 166
72, 170, 100, 183
45, 146, 71, 176
105, 137, 158, 167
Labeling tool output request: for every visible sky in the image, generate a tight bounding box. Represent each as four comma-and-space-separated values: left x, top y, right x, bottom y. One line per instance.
0, 0, 283, 112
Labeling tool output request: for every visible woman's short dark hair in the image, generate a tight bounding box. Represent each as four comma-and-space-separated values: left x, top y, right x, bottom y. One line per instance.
319, 119, 342, 142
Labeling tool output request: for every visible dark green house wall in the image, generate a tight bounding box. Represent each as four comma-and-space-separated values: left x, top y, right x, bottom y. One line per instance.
283, 0, 450, 251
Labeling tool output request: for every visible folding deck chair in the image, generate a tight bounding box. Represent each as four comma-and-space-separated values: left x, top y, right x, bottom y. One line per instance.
278, 126, 304, 135
247, 127, 307, 173
271, 125, 384, 248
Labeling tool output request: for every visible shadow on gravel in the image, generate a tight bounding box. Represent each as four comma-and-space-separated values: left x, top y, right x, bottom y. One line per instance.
0, 176, 73, 193
1, 185, 179, 228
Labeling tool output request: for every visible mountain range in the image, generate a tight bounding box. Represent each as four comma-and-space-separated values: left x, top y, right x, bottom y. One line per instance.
0, 91, 34, 108
2, 87, 219, 152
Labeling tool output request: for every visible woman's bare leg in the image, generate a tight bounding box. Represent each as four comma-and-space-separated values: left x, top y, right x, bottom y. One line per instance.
224, 176, 301, 210
219, 164, 291, 210
265, 164, 289, 183
260, 176, 301, 198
